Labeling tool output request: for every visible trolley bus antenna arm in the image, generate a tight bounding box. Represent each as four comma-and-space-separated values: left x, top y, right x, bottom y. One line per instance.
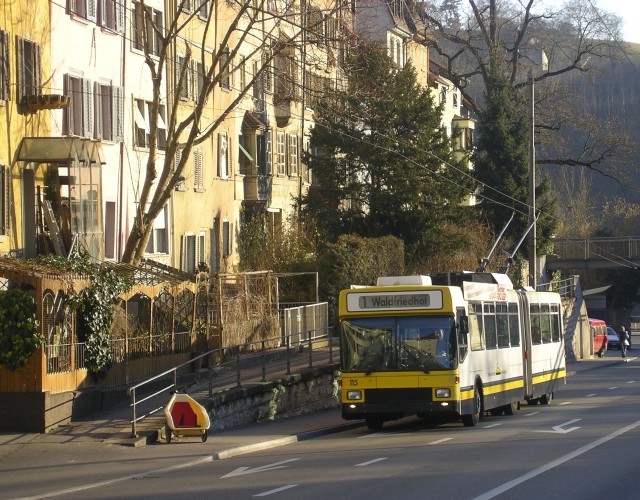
477, 211, 515, 272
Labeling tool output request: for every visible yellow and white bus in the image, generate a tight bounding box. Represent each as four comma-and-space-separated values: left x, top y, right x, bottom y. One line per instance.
338, 272, 566, 430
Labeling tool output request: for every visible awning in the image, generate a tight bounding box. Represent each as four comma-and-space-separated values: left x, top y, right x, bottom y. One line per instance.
16, 137, 106, 164
243, 111, 267, 130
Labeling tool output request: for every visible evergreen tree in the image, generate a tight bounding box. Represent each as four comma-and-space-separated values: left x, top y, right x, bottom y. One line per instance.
302, 42, 474, 269
473, 64, 556, 256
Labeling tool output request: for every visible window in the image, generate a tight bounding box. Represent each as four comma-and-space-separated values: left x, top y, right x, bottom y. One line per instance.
440, 85, 447, 104
0, 164, 8, 235
174, 148, 186, 191
193, 60, 204, 99
64, 75, 92, 137
306, 7, 324, 43
134, 98, 166, 150
16, 37, 41, 104
483, 303, 497, 349
220, 45, 231, 90
177, 55, 190, 100
0, 29, 9, 101
181, 231, 207, 273
182, 233, 196, 273
238, 134, 253, 175
146, 205, 169, 255
196, 0, 209, 19
275, 47, 297, 100
453, 91, 459, 108
98, 0, 125, 32
218, 132, 229, 178
94, 82, 124, 142
68, 0, 97, 21
193, 146, 204, 191
508, 303, 520, 346
133, 2, 163, 57
469, 302, 484, 351
276, 131, 286, 175
222, 220, 232, 257
288, 134, 298, 175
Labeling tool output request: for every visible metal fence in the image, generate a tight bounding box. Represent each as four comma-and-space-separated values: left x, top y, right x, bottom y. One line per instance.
126, 328, 336, 438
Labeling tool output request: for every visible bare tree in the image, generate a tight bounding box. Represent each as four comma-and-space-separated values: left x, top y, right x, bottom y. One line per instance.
121, 0, 349, 265
418, 0, 632, 175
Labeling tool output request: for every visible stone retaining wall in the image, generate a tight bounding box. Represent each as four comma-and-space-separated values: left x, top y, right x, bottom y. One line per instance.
205, 364, 340, 431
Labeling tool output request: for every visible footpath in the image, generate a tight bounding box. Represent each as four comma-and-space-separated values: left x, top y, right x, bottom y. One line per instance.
0, 351, 634, 464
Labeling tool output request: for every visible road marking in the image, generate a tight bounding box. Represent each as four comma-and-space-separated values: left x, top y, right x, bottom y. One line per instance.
355, 457, 387, 467
222, 458, 300, 478
608, 386, 619, 390
482, 424, 502, 429
524, 411, 540, 416
532, 418, 580, 434
627, 380, 636, 384
558, 402, 571, 406
254, 485, 298, 496
586, 394, 596, 397
428, 438, 453, 445
474, 419, 640, 500
358, 432, 410, 439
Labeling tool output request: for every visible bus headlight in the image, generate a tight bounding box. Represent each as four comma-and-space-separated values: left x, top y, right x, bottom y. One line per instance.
435, 388, 451, 398
347, 390, 362, 400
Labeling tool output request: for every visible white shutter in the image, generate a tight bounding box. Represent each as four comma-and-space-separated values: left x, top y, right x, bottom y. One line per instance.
112, 85, 123, 142
115, 0, 126, 33
87, 0, 97, 22
83, 78, 93, 138
193, 147, 203, 191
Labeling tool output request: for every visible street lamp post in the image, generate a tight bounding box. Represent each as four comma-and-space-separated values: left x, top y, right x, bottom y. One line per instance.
529, 70, 536, 289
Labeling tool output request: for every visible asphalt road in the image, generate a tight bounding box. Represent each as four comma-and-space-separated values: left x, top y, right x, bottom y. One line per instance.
2, 353, 640, 499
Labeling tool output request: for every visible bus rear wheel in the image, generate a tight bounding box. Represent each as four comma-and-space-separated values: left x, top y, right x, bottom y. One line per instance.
462, 386, 482, 427
539, 393, 553, 405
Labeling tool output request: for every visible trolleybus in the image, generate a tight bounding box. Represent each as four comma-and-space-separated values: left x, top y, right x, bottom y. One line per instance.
338, 272, 566, 430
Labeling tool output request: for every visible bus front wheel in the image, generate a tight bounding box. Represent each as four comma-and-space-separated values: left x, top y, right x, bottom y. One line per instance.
462, 386, 482, 427
365, 417, 384, 431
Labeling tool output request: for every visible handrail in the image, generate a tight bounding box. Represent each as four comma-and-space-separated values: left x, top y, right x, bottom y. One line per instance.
126, 327, 335, 438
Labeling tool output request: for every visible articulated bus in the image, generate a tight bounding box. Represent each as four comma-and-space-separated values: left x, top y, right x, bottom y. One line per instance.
338, 272, 566, 430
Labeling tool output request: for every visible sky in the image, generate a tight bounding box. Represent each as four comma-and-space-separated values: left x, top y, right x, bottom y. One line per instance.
588, 1, 640, 43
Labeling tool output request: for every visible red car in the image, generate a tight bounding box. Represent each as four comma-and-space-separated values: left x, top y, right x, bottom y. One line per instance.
589, 318, 608, 357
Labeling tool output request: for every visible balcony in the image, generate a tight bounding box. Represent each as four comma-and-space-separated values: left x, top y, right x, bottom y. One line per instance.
21, 94, 71, 113
243, 174, 270, 202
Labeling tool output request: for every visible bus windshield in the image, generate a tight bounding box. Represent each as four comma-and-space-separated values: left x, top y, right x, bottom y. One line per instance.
341, 316, 456, 373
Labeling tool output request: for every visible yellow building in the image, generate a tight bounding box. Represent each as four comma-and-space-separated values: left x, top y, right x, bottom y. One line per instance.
0, 0, 53, 257
168, 0, 350, 273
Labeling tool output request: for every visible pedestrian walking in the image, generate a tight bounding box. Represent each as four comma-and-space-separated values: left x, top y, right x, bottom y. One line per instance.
619, 326, 630, 361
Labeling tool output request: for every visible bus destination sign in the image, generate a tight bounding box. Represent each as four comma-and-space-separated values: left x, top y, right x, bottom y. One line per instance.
347, 291, 443, 312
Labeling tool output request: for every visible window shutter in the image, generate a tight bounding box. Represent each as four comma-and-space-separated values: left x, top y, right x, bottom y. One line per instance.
112, 85, 124, 142
265, 129, 272, 174
227, 136, 233, 177
0, 31, 10, 101
94, 82, 103, 139
87, 0, 97, 22
193, 147, 203, 191
115, 0, 126, 33
180, 235, 187, 271
83, 78, 93, 138
63, 73, 71, 134
34, 42, 41, 93
16, 37, 24, 99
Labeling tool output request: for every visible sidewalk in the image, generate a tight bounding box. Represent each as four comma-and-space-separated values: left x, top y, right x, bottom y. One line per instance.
0, 354, 629, 460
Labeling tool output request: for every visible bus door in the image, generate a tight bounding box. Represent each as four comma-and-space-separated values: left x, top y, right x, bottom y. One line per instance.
517, 291, 533, 398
